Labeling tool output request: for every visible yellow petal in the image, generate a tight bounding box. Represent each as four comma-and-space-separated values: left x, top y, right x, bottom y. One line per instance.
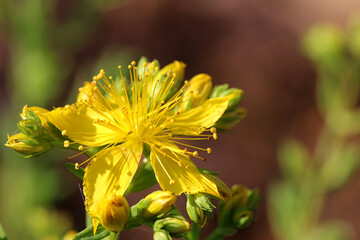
46, 104, 125, 146
169, 96, 232, 135
150, 144, 222, 199
83, 141, 143, 219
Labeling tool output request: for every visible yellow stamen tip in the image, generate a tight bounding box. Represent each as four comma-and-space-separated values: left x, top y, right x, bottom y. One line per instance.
193, 151, 199, 157
131, 61, 136, 65
128, 65, 132, 69
210, 127, 216, 133
64, 140, 70, 148
213, 133, 218, 140
207, 148, 211, 154
61, 130, 67, 136
75, 163, 79, 170
170, 180, 176, 185
118, 65, 122, 69
78, 145, 84, 151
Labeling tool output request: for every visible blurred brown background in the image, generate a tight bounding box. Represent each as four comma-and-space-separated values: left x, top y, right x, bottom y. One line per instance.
1, 0, 360, 239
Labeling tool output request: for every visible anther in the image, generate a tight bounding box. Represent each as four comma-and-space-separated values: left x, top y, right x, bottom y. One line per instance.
213, 133, 218, 140
131, 61, 136, 65
207, 148, 211, 154
128, 65, 132, 69
75, 163, 79, 170
78, 145, 84, 151
169, 180, 176, 185
64, 140, 70, 148
210, 127, 216, 133
61, 130, 67, 136
118, 65, 122, 69
193, 151, 199, 157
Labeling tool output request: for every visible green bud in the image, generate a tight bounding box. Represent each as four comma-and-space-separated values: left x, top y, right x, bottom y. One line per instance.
179, 74, 212, 111
210, 84, 244, 112
143, 191, 177, 219
161, 217, 191, 237
5, 132, 50, 156
302, 24, 344, 65
153, 230, 172, 240
186, 194, 209, 227
215, 107, 246, 130
233, 209, 253, 229
17, 119, 44, 138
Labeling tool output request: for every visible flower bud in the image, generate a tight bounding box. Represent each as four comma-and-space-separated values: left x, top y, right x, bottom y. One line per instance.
215, 107, 246, 130
98, 195, 129, 232
202, 173, 232, 199
233, 209, 253, 229
153, 61, 186, 101
143, 191, 177, 219
210, 84, 244, 112
153, 230, 172, 240
161, 217, 191, 237
179, 74, 212, 111
5, 133, 49, 156
186, 194, 208, 227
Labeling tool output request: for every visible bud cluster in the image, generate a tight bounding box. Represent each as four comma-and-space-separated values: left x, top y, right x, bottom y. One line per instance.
218, 185, 260, 230
186, 193, 215, 227
5, 107, 60, 157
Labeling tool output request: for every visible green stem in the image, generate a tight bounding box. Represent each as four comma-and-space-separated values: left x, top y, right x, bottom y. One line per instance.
205, 228, 227, 240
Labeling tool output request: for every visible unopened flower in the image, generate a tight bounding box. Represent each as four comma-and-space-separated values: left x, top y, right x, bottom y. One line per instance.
97, 194, 129, 232
5, 133, 49, 156
178, 74, 212, 111
143, 191, 177, 219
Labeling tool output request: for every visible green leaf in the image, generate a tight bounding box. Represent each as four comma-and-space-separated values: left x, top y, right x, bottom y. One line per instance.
278, 140, 309, 180
0, 223, 8, 240
321, 144, 360, 192
72, 224, 110, 240
65, 162, 85, 180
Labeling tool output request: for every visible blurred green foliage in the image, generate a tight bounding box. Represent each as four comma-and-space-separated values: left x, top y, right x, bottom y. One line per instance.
268, 17, 360, 240
0, 0, 134, 239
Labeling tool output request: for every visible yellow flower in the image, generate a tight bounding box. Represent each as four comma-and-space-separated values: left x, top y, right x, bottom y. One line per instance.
45, 60, 235, 230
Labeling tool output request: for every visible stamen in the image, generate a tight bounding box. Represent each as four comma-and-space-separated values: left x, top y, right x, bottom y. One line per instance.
61, 130, 67, 136
64, 140, 70, 148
